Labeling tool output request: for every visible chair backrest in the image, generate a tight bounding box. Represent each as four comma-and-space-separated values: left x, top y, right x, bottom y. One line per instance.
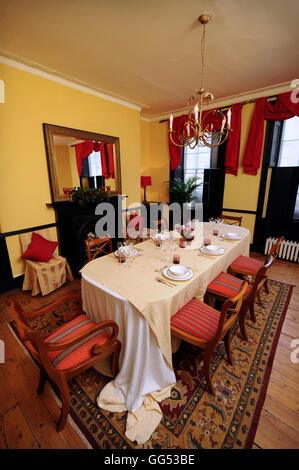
85, 234, 113, 262
19, 228, 57, 254
215, 281, 248, 340
266, 236, 284, 264
220, 214, 242, 226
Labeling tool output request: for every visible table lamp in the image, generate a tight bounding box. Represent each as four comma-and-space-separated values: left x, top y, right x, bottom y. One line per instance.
141, 176, 152, 204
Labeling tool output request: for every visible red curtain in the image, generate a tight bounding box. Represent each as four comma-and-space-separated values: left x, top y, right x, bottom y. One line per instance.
108, 143, 115, 178
224, 103, 243, 176
243, 92, 299, 175
75, 141, 95, 177
169, 114, 188, 171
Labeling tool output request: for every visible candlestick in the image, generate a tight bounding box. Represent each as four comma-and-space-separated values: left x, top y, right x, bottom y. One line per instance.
169, 114, 173, 131
227, 108, 231, 128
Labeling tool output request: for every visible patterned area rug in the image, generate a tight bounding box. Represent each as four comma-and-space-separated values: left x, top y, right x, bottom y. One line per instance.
10, 279, 293, 449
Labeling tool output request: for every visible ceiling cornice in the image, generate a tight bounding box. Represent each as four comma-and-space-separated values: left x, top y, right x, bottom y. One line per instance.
0, 51, 144, 112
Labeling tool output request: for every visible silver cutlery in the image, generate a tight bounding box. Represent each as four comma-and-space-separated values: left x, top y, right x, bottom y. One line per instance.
155, 276, 176, 288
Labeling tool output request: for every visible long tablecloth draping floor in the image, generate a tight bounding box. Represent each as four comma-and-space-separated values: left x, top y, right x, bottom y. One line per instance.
80, 223, 251, 444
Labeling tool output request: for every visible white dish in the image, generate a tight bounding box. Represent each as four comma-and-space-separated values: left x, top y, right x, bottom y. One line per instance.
205, 244, 220, 253
168, 265, 189, 277
223, 232, 241, 240
115, 248, 139, 258
201, 247, 224, 256
163, 267, 193, 281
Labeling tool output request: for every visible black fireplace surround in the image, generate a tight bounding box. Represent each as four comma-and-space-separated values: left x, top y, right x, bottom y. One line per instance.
53, 195, 123, 275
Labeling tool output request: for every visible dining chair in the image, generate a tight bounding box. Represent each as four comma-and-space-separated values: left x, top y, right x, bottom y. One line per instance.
85, 234, 113, 262
219, 214, 242, 226
10, 295, 121, 432
205, 256, 274, 342
227, 236, 284, 296
20, 229, 73, 296
170, 281, 248, 396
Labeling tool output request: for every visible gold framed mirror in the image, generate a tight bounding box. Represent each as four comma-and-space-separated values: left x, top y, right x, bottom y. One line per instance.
43, 123, 122, 202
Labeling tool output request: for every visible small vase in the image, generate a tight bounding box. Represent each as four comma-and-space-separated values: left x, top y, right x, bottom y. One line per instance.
179, 237, 187, 248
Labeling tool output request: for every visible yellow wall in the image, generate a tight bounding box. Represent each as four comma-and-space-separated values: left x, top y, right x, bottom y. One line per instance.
140, 119, 169, 203
0, 63, 141, 276
140, 102, 267, 243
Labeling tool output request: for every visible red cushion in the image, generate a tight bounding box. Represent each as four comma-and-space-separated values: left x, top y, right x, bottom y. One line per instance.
171, 299, 221, 341
207, 272, 253, 299
22, 232, 58, 262
45, 314, 110, 370
229, 255, 264, 275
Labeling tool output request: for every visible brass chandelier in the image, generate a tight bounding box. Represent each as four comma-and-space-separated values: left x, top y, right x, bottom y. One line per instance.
169, 14, 231, 149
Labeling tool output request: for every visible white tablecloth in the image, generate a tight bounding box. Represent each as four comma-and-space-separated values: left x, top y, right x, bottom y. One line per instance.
81, 223, 250, 444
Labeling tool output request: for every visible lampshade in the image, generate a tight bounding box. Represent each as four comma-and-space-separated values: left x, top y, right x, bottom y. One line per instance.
141, 176, 152, 187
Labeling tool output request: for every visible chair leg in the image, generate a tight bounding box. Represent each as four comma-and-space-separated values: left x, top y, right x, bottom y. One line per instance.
239, 305, 249, 342
256, 289, 263, 307
37, 366, 48, 395
203, 347, 215, 396
249, 302, 256, 323
264, 278, 269, 295
57, 377, 71, 432
224, 330, 233, 366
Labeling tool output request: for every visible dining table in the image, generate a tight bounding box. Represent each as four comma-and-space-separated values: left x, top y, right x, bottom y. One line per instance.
80, 221, 251, 444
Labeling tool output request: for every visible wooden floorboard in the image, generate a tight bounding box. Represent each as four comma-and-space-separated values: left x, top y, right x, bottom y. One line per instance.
0, 256, 298, 449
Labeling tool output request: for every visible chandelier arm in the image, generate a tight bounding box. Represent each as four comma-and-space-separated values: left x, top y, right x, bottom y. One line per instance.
169, 132, 195, 148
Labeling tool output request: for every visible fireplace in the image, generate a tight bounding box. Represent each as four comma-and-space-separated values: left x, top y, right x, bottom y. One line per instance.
53, 196, 123, 275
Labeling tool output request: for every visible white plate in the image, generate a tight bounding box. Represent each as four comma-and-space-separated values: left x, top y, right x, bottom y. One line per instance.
200, 247, 224, 256
222, 233, 242, 240
168, 265, 189, 277
163, 267, 194, 281
114, 248, 139, 258
205, 244, 220, 254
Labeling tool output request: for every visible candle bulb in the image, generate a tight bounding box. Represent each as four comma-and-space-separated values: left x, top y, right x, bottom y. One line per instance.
194, 104, 199, 122
169, 114, 173, 131
187, 122, 190, 136
211, 123, 213, 132
227, 108, 231, 128
220, 117, 225, 134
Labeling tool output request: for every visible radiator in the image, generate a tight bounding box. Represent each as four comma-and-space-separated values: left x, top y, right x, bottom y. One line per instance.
264, 237, 299, 262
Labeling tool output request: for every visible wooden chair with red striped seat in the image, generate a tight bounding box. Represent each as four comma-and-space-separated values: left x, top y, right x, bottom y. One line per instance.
10, 295, 121, 432
170, 281, 248, 396
205, 256, 274, 342
227, 236, 284, 299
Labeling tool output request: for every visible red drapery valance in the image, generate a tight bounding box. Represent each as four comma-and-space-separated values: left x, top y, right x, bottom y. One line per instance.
75, 141, 115, 179
243, 92, 299, 175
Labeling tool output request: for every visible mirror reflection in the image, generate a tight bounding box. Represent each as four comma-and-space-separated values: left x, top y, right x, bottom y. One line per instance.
43, 124, 122, 202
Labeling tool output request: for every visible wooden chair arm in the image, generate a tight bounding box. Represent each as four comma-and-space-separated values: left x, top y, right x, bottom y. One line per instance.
26, 320, 119, 352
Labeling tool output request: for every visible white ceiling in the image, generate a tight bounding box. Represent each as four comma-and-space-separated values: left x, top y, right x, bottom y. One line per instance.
0, 0, 299, 117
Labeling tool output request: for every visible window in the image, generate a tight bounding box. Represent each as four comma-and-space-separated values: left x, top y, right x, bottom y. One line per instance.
294, 185, 299, 220
278, 115, 299, 167
184, 145, 212, 202
88, 151, 102, 188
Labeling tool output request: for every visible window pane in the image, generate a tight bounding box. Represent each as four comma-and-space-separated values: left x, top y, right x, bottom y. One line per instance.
278, 116, 299, 167
279, 141, 299, 167
88, 151, 102, 176
184, 143, 212, 203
